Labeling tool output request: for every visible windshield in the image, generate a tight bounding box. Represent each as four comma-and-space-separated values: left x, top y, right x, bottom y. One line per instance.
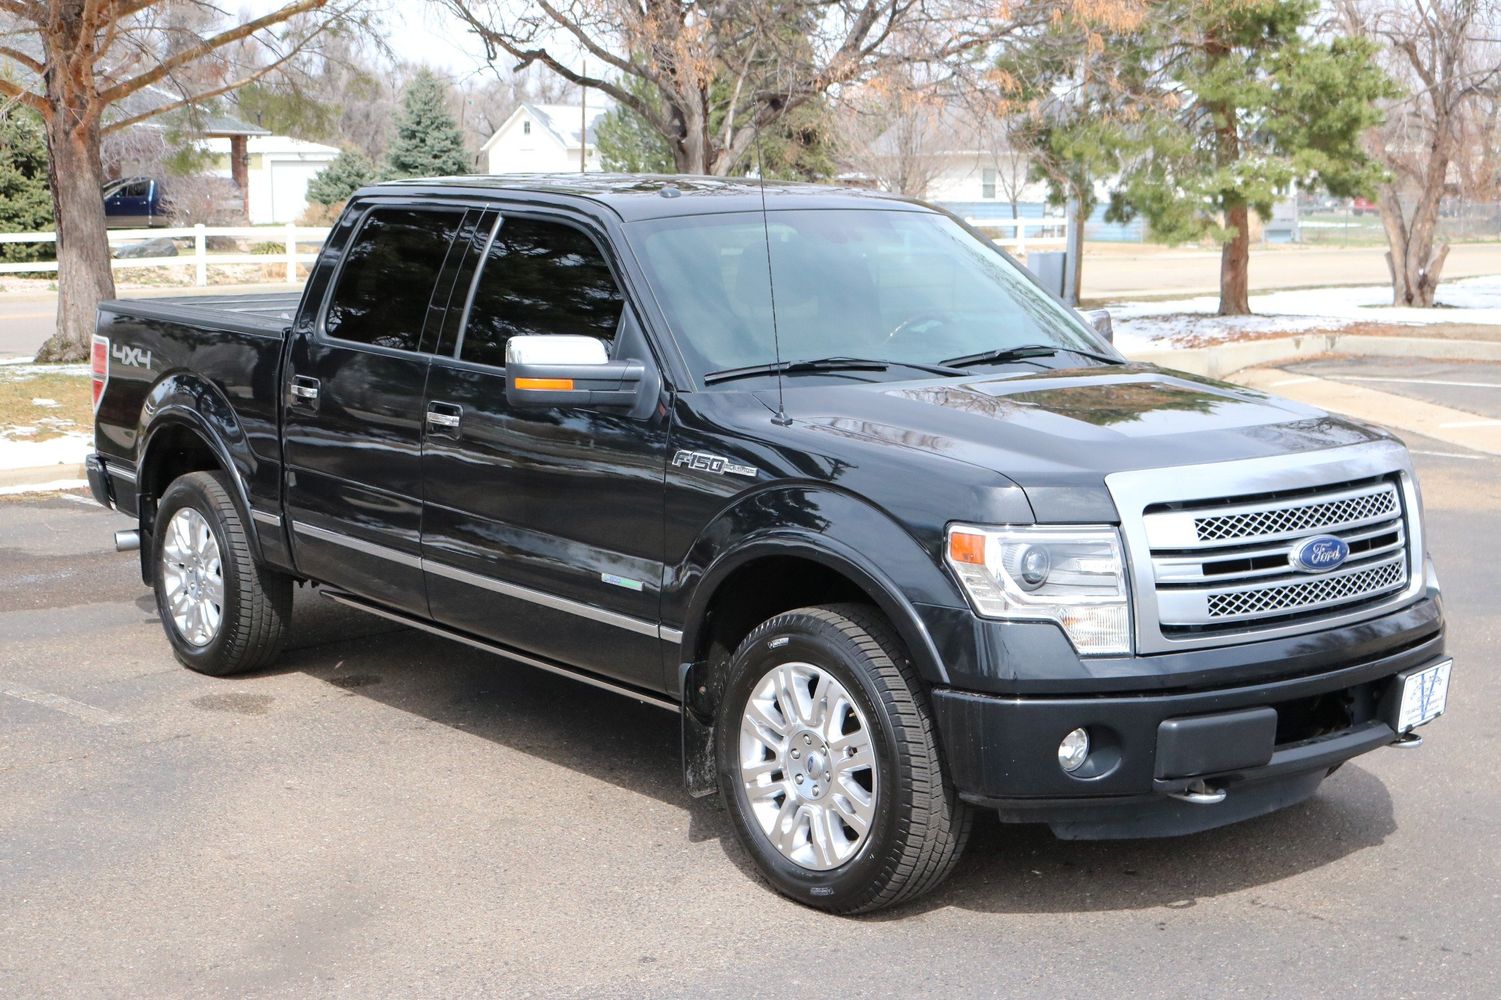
627, 208, 1108, 384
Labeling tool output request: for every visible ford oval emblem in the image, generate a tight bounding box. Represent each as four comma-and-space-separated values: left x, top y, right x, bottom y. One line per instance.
1290, 535, 1350, 573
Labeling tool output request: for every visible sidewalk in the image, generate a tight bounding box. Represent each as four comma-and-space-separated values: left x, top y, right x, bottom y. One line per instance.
1080, 241, 1501, 301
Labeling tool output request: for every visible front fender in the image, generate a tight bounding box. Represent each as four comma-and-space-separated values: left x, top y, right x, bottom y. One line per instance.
670, 484, 969, 688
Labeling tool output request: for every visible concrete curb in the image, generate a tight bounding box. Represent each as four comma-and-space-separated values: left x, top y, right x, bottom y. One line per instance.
1127, 333, 1501, 379
0, 462, 86, 490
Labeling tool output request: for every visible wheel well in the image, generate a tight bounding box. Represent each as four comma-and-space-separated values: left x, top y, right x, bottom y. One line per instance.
687, 556, 876, 711
140, 424, 223, 512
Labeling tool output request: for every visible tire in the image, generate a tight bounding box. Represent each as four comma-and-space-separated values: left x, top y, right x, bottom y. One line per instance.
151, 471, 292, 676
716, 603, 972, 914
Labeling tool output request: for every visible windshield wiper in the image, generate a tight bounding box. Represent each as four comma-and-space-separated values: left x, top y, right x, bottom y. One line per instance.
704, 356, 965, 385
942, 344, 1123, 368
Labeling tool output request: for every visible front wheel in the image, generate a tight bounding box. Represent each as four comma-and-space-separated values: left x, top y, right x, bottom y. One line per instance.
716, 604, 971, 914
152, 471, 292, 676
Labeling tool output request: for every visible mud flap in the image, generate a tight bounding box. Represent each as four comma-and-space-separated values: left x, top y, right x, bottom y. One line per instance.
680, 661, 718, 798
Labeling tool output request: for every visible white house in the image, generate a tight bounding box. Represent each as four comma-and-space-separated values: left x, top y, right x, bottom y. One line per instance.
481, 103, 609, 175
202, 135, 341, 224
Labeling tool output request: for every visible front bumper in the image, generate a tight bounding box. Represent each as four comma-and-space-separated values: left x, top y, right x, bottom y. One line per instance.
931, 601, 1446, 838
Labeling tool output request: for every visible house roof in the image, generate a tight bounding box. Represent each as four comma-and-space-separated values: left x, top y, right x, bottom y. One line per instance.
481, 102, 610, 154
110, 85, 270, 136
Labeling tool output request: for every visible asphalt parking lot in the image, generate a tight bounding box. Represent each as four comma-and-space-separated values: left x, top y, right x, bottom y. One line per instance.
1287, 356, 1501, 425
2, 440, 1498, 998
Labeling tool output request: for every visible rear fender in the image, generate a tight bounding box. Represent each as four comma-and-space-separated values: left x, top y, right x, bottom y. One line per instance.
135, 374, 265, 571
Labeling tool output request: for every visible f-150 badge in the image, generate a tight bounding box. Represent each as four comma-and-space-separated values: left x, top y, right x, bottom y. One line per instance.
671, 449, 757, 478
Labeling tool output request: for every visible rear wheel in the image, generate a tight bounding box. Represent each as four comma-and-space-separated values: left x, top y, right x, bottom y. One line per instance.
716, 603, 971, 914
152, 471, 291, 676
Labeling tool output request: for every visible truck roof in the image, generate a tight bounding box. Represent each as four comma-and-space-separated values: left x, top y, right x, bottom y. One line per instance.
362, 173, 933, 223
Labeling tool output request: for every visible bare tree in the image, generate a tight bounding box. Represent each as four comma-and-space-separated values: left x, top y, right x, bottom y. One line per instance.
436, 0, 1042, 176
0, 0, 371, 361
1339, 0, 1501, 306
838, 77, 954, 197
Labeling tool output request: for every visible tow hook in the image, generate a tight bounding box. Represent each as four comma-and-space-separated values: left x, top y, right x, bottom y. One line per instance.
114, 529, 141, 553
1167, 780, 1228, 805
1391, 732, 1424, 749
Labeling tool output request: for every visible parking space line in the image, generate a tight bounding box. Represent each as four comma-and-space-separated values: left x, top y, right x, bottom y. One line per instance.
1269, 376, 1318, 387
1438, 419, 1501, 428
1411, 449, 1491, 461
1332, 375, 1501, 390
0, 680, 125, 725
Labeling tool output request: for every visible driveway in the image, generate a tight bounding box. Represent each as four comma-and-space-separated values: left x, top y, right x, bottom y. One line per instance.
1, 442, 1496, 998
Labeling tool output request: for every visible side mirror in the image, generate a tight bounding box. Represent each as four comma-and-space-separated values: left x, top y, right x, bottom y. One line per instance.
1085, 309, 1114, 343
505, 335, 645, 409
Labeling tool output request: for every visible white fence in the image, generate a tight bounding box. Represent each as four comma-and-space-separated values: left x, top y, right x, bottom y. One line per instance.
964, 216, 1068, 253
0, 224, 331, 285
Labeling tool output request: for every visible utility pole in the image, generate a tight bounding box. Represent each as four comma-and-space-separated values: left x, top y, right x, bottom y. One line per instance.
580, 58, 587, 174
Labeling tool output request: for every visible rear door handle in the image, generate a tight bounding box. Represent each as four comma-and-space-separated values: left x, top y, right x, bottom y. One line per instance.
426, 401, 462, 436
289, 375, 320, 408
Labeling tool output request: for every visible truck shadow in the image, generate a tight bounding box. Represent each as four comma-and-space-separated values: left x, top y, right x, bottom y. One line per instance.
270, 593, 1397, 918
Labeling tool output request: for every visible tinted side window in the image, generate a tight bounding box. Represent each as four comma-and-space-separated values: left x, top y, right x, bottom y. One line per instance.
325, 207, 463, 352
458, 217, 624, 368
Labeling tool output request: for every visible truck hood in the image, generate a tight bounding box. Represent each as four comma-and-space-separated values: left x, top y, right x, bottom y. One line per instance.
786, 365, 1389, 522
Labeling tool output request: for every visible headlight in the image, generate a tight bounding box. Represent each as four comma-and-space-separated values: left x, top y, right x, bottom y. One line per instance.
945, 523, 1131, 655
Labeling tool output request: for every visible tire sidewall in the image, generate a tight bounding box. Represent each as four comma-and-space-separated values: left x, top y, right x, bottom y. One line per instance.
152, 475, 242, 673
716, 613, 908, 909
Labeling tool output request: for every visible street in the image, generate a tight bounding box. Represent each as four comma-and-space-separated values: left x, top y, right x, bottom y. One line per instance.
1, 432, 1496, 998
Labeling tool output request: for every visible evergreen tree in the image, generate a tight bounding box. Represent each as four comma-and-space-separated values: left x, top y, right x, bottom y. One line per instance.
307, 149, 379, 205
0, 108, 54, 263
596, 77, 675, 173
384, 69, 470, 179
1109, 0, 1393, 314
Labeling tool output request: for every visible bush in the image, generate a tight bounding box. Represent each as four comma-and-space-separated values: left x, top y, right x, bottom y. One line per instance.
307, 150, 376, 206
161, 174, 245, 227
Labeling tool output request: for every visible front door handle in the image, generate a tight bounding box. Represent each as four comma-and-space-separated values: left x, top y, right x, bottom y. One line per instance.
426, 402, 463, 437
289, 375, 320, 409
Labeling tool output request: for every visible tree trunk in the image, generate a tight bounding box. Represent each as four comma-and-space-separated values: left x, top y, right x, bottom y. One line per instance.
1067, 189, 1087, 306
35, 89, 115, 363
1219, 201, 1251, 316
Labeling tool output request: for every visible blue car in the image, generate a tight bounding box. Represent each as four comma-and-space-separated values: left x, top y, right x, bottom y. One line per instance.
102, 176, 165, 228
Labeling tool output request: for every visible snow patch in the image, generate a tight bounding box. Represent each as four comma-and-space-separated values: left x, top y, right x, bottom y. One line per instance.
1108, 274, 1501, 352
31, 398, 60, 408
0, 430, 91, 471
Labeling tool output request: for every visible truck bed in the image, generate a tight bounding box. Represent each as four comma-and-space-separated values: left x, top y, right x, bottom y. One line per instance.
101, 290, 303, 336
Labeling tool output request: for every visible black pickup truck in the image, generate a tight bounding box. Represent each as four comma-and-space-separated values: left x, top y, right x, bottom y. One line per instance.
88, 175, 1450, 914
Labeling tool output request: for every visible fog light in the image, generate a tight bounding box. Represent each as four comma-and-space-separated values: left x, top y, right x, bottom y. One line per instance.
1058, 728, 1090, 773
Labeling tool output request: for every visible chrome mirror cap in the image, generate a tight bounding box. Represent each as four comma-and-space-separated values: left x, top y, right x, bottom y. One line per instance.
505, 334, 609, 367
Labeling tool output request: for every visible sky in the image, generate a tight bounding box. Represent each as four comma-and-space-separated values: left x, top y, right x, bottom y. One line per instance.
383, 1, 498, 79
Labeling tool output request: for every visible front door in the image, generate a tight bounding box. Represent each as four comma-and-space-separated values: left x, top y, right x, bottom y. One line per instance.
419, 213, 672, 690
282, 202, 477, 615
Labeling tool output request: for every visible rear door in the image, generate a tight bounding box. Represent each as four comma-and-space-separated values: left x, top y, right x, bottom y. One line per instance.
419, 212, 672, 690
282, 202, 480, 615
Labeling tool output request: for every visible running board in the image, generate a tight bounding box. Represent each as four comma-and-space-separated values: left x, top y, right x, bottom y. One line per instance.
320, 590, 679, 713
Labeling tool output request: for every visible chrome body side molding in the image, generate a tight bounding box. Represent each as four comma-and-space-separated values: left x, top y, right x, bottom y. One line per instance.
291, 519, 682, 644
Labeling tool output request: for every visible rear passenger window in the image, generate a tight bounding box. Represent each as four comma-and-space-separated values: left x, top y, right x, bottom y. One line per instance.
457, 217, 624, 368
325, 207, 463, 351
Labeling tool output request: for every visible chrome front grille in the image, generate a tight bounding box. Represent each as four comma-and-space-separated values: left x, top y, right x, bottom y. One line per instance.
1205, 559, 1405, 619
1193, 488, 1398, 543
1144, 478, 1411, 632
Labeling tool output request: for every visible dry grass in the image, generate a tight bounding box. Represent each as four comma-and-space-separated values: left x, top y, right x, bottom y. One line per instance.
0, 370, 93, 442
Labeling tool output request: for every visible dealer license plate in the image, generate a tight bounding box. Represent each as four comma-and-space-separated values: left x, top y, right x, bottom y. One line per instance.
1396, 659, 1452, 732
